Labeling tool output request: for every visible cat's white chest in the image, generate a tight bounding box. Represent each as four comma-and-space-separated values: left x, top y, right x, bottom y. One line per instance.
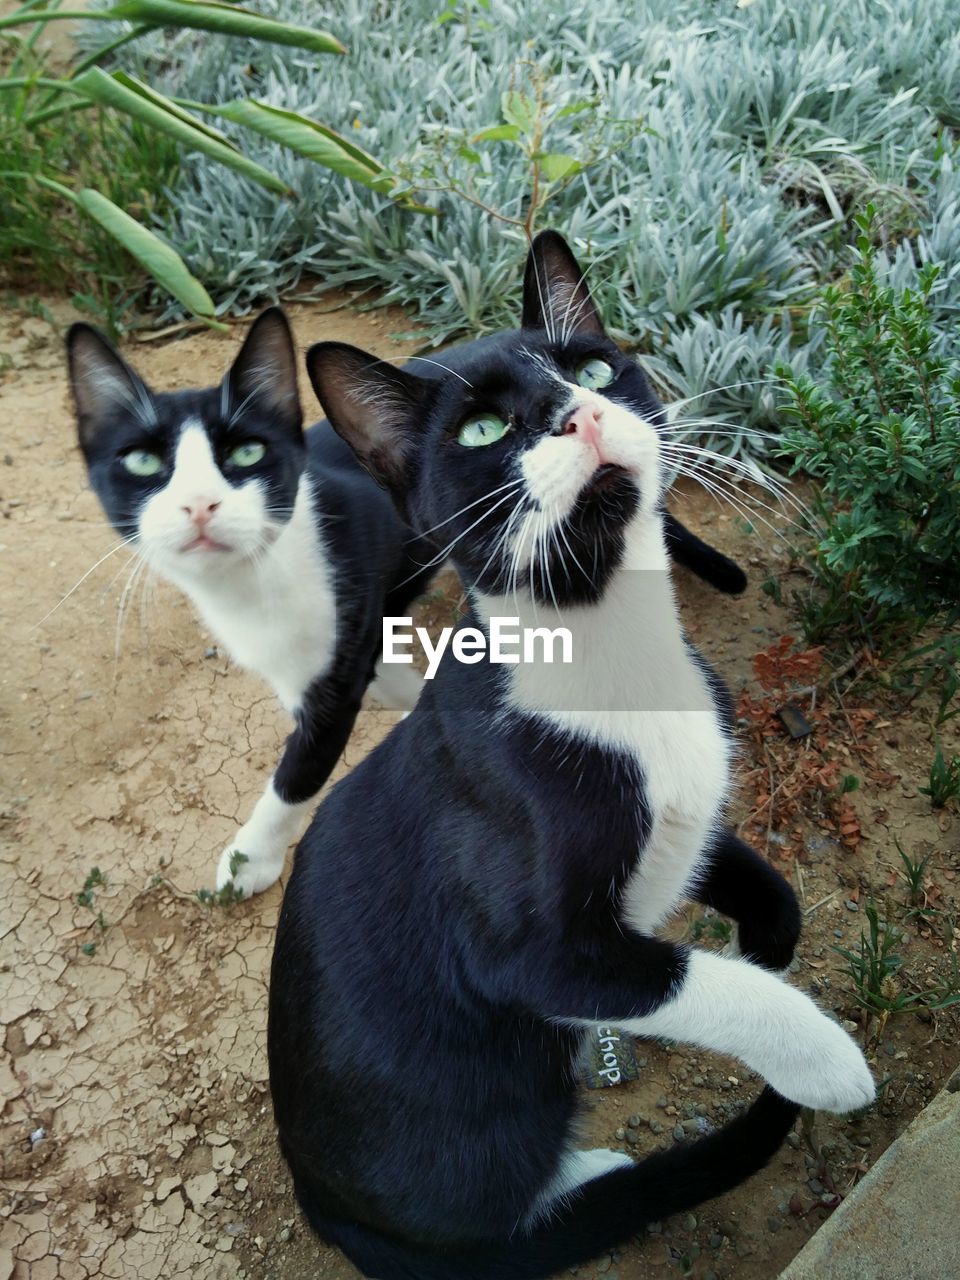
480, 534, 730, 936
618, 707, 729, 933
172, 485, 337, 715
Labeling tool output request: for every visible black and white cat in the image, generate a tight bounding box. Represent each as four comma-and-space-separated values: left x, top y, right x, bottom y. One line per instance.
268, 233, 875, 1279
67, 309, 434, 898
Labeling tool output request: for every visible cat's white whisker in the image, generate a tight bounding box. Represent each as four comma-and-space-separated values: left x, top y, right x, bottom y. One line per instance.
399, 487, 527, 586
31, 534, 140, 631
665, 378, 783, 413
405, 355, 474, 388
416, 479, 525, 541
667, 459, 797, 544
661, 446, 812, 533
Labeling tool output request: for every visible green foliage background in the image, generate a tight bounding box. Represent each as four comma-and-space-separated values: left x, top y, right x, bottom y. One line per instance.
79, 0, 960, 456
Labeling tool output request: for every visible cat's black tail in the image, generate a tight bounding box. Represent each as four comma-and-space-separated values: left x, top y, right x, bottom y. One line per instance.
294, 1087, 798, 1280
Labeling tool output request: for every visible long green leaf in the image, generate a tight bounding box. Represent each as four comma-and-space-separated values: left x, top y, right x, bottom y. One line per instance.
72, 68, 293, 195
75, 188, 219, 321
110, 70, 240, 150
199, 99, 391, 191
108, 0, 346, 54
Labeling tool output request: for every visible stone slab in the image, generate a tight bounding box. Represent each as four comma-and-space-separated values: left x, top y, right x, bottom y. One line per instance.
779, 1065, 960, 1280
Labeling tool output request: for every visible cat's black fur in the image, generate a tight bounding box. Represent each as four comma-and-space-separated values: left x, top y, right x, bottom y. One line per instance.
268, 234, 802, 1278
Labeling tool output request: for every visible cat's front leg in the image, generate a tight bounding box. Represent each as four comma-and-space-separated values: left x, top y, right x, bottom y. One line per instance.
693, 829, 801, 973
215, 675, 364, 897
216, 779, 312, 897
482, 927, 873, 1113
619, 949, 875, 1114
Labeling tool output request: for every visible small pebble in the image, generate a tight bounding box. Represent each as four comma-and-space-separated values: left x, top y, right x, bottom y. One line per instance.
707, 1232, 723, 1249
648, 1119, 664, 1135
808, 1178, 825, 1195
692, 1075, 705, 1086
656, 1095, 669, 1109
625, 1129, 641, 1145
683, 1213, 697, 1231
672, 1124, 685, 1142
627, 1114, 641, 1129
767, 1216, 782, 1233
845, 900, 859, 913
614, 1127, 626, 1140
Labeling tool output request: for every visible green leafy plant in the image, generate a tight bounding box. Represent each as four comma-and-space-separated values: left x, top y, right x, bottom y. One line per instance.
688, 911, 733, 946
920, 737, 960, 807
395, 62, 648, 245
778, 205, 960, 646
1, 0, 418, 325
897, 636, 960, 727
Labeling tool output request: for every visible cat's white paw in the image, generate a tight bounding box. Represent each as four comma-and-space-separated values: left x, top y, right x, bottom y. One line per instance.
212, 784, 311, 900
215, 836, 285, 899
761, 1003, 875, 1114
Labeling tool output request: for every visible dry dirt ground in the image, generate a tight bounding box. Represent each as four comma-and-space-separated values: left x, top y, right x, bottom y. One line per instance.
1, 299, 958, 1280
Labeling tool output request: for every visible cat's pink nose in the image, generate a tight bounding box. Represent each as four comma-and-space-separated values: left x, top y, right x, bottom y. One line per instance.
183, 498, 221, 527
562, 403, 604, 449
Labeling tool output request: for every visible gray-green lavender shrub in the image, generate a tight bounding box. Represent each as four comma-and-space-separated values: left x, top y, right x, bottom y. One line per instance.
88, 0, 960, 460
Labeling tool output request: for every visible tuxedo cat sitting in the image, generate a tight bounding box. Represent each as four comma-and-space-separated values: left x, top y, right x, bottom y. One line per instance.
268, 233, 874, 1279
68, 310, 434, 898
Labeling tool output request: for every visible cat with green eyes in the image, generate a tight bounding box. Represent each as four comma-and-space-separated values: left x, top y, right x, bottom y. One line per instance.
67, 308, 437, 899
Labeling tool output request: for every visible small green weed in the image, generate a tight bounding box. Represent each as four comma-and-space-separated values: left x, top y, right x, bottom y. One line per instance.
834, 900, 960, 1028
920, 738, 960, 808
196, 857, 246, 909
688, 912, 733, 946
896, 841, 931, 908
75, 865, 106, 908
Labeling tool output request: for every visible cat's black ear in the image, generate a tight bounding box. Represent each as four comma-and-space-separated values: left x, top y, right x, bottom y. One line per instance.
522, 230, 605, 339
306, 342, 427, 493
67, 324, 156, 449
225, 307, 302, 431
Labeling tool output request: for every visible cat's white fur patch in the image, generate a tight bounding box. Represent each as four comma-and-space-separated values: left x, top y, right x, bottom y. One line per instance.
367, 658, 424, 712
527, 1147, 633, 1226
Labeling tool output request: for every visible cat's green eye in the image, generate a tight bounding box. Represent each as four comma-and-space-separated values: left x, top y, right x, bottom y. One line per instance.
457, 414, 510, 448
122, 449, 163, 478
576, 358, 615, 391
228, 440, 266, 467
